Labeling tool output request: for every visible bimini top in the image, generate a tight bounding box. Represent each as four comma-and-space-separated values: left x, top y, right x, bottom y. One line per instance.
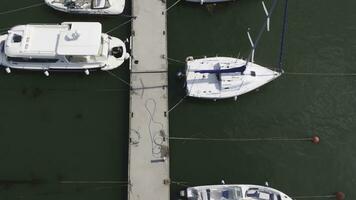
5, 22, 102, 58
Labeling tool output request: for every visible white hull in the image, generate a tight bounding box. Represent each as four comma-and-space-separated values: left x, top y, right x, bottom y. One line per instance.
0, 33, 129, 72
45, 0, 125, 15
185, 57, 281, 99
185, 184, 293, 200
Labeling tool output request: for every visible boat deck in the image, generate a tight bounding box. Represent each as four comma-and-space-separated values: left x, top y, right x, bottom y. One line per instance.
128, 0, 169, 200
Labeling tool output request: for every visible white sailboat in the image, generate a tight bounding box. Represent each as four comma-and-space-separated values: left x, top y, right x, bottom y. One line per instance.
0, 22, 129, 75
181, 184, 293, 200
185, 56, 281, 100
44, 0, 125, 15
184, 0, 283, 100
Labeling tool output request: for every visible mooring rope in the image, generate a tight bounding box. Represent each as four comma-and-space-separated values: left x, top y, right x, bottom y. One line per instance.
106, 70, 131, 87
165, 0, 183, 13
121, 14, 137, 18
171, 180, 190, 187
285, 72, 356, 76
59, 180, 128, 184
167, 57, 185, 64
105, 18, 134, 34
169, 136, 312, 142
0, 2, 45, 15
291, 195, 335, 199
277, 0, 289, 71
168, 95, 187, 113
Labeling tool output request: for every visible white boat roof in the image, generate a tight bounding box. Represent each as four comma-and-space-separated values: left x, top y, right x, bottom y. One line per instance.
4, 22, 102, 57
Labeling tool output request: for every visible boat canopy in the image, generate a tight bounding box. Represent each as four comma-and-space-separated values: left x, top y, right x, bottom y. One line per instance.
4, 22, 103, 58
56, 22, 102, 56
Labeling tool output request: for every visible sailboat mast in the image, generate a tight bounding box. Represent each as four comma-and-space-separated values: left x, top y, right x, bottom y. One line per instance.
244, 0, 279, 66
277, 0, 289, 72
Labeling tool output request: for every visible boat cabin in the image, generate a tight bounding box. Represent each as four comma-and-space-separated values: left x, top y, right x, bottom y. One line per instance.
188, 185, 284, 200
63, 0, 111, 9
3, 22, 112, 65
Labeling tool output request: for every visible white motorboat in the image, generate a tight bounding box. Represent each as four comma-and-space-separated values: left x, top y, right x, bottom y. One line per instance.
0, 22, 129, 75
181, 184, 293, 200
45, 0, 125, 15
185, 56, 281, 100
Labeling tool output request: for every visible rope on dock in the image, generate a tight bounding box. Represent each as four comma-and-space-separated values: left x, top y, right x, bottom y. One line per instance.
285, 72, 356, 76
165, 0, 183, 13
105, 18, 135, 34
277, 0, 289, 71
0, 2, 45, 15
145, 98, 166, 158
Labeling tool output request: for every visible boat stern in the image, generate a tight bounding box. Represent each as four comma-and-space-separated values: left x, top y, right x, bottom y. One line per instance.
45, 0, 69, 12
0, 34, 8, 66
101, 36, 129, 71
109, 0, 125, 14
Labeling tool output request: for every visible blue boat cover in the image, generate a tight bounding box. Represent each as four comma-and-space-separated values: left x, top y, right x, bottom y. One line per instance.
194, 65, 246, 74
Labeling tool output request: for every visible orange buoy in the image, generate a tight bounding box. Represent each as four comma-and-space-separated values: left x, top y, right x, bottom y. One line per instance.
311, 135, 320, 144
335, 192, 345, 200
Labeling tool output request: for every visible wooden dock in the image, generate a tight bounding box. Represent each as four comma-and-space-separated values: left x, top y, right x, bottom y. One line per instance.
128, 0, 169, 200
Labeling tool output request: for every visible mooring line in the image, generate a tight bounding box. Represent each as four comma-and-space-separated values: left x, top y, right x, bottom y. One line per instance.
165, 0, 183, 13
171, 180, 190, 187
169, 137, 312, 142
167, 57, 185, 64
291, 195, 335, 199
285, 72, 356, 76
292, 192, 345, 199
105, 18, 135, 34
0, 2, 45, 15
121, 14, 137, 18
106, 70, 131, 87
168, 95, 187, 113
59, 180, 128, 184
277, 0, 289, 71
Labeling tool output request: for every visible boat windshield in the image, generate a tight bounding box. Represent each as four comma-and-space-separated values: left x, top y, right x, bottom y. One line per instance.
91, 0, 110, 9
245, 188, 282, 200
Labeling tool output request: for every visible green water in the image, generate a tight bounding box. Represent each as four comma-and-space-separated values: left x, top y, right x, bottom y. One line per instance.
0, 0, 355, 199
